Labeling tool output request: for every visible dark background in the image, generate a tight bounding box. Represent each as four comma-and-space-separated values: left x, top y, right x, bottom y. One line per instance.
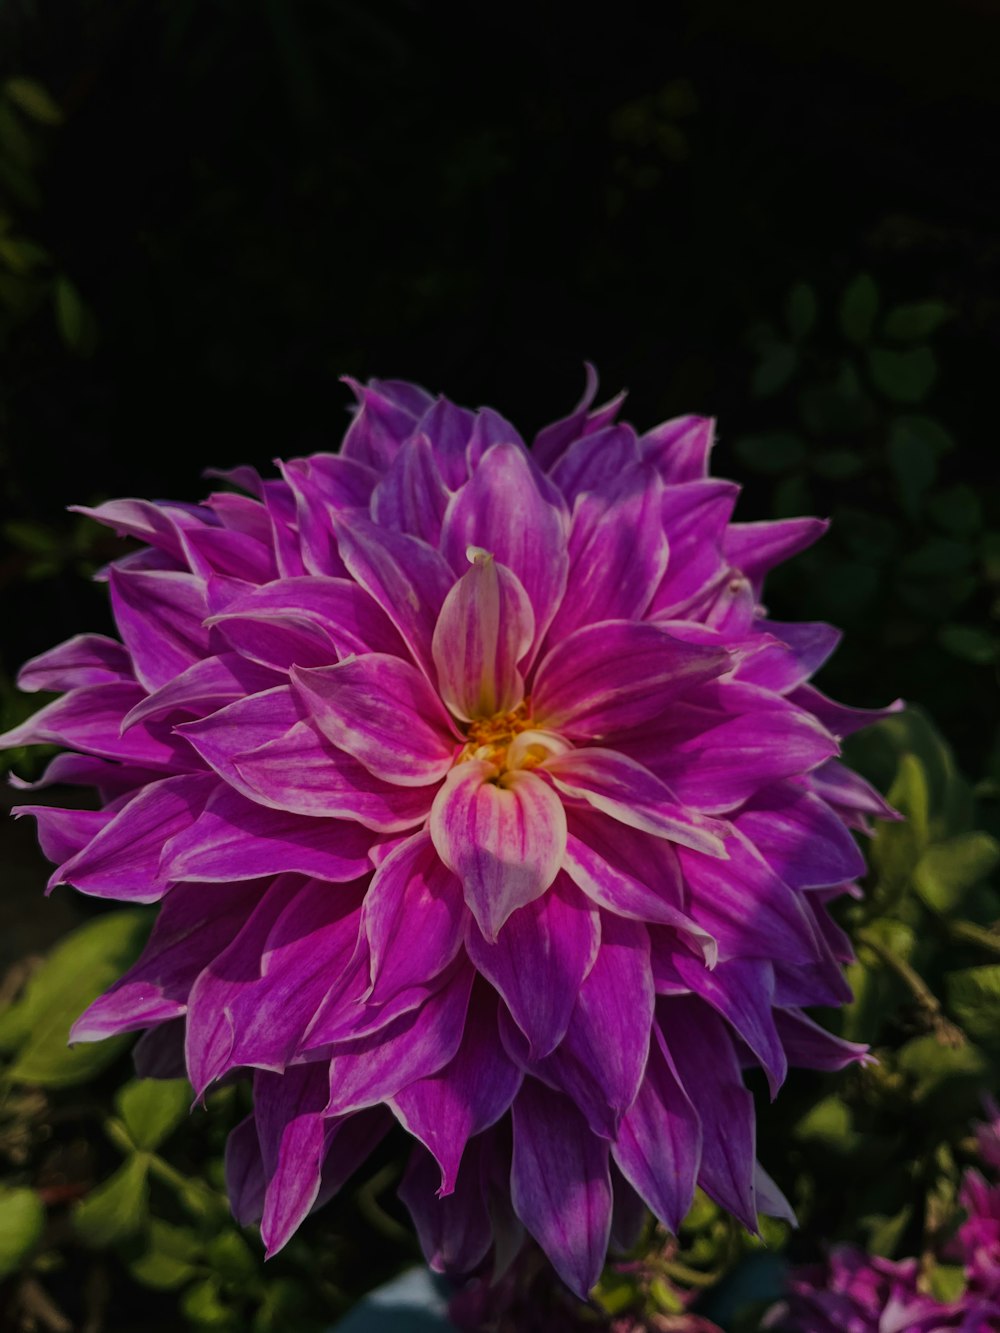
2, 0, 999, 773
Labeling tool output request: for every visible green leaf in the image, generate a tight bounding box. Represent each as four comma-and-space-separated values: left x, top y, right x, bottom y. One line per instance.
733, 431, 806, 474
784, 282, 817, 340
53, 274, 85, 350
4, 77, 63, 125
1, 910, 149, 1086
899, 538, 973, 578
889, 414, 954, 457
926, 484, 983, 537
0, 1187, 45, 1279
793, 1095, 859, 1151
751, 343, 797, 397
927, 1264, 967, 1303
73, 1155, 150, 1247
915, 833, 1000, 912
870, 756, 928, 890
887, 422, 936, 518
863, 1204, 912, 1258
882, 302, 953, 341
205, 1231, 257, 1283
117, 1078, 192, 1152
938, 624, 999, 666
946, 966, 1000, 1047
811, 449, 865, 480
896, 1033, 991, 1106
839, 273, 879, 343
130, 1219, 201, 1291
867, 346, 937, 403
182, 1277, 234, 1327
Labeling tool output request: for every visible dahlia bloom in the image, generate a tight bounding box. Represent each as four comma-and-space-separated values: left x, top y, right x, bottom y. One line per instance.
3, 372, 896, 1297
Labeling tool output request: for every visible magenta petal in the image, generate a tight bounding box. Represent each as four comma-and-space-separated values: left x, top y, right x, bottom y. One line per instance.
723, 518, 828, 589
680, 829, 821, 967
431, 762, 567, 940
161, 785, 374, 883
291, 655, 456, 786
323, 966, 475, 1117
534, 914, 654, 1138
312, 1108, 393, 1214
176, 685, 304, 781
640, 414, 715, 482
533, 620, 729, 741
17, 634, 133, 693
225, 1115, 266, 1225
511, 1078, 612, 1298
399, 1140, 494, 1276
612, 1026, 702, 1233
791, 683, 905, 739
663, 996, 758, 1231
548, 423, 641, 504
775, 1008, 869, 1072
391, 988, 522, 1193
543, 748, 727, 856
371, 433, 451, 545
52, 773, 218, 901
754, 1162, 797, 1226
72, 497, 209, 559
121, 653, 283, 731
332, 512, 454, 679
363, 831, 466, 1004
256, 1064, 329, 1256
465, 872, 599, 1059
71, 880, 263, 1041
531, 363, 626, 471
653, 709, 839, 813
431, 554, 534, 722
13, 805, 111, 866
735, 782, 866, 888
441, 442, 568, 659
109, 567, 212, 691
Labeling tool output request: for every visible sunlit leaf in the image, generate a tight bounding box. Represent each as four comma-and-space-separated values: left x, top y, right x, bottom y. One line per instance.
117, 1078, 192, 1152
73, 1155, 150, 1247
915, 833, 1000, 913
946, 966, 1000, 1048
0, 1187, 45, 1278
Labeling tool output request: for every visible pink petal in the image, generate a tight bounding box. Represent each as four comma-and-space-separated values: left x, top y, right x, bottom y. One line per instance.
640, 414, 716, 482
465, 872, 600, 1058
532, 621, 729, 740
543, 748, 727, 856
735, 782, 866, 888
511, 1078, 612, 1298
109, 567, 213, 691
431, 552, 534, 721
532, 363, 626, 471
121, 653, 282, 732
430, 761, 567, 940
16, 634, 133, 693
723, 518, 828, 590
256, 1064, 329, 1256
399, 1139, 494, 1276
12, 805, 112, 866
225, 1115, 266, 1226
291, 654, 457, 786
548, 423, 641, 503
371, 433, 451, 546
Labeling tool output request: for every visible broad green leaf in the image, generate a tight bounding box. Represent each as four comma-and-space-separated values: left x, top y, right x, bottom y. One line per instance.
867, 707, 973, 837
0, 1186, 45, 1278
2, 910, 149, 1086
205, 1230, 257, 1282
882, 301, 952, 341
793, 1095, 858, 1151
117, 1078, 192, 1152
915, 834, 1000, 913
73, 1154, 150, 1247
887, 423, 936, 518
734, 431, 805, 474
938, 624, 999, 666
811, 449, 864, 480
927, 1264, 967, 1303
839, 273, 879, 343
53, 274, 85, 350
925, 484, 983, 537
867, 346, 937, 403
896, 1033, 991, 1107
946, 966, 1000, 1048
181, 1277, 233, 1327
771, 473, 813, 520
899, 537, 972, 578
842, 960, 906, 1043
4, 77, 63, 125
751, 343, 797, 397
784, 282, 817, 340
889, 413, 954, 457
130, 1219, 201, 1291
863, 1204, 912, 1258
870, 756, 928, 889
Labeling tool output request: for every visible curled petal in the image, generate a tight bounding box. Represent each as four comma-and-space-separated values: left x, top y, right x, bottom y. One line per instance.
16, 634, 133, 693
430, 761, 567, 940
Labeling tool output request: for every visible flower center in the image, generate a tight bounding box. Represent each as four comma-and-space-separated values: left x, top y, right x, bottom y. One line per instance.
460, 701, 533, 771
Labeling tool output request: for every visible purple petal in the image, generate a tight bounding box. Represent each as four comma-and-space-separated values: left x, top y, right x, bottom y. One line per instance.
723, 518, 828, 590
649, 480, 739, 615
363, 830, 466, 1004
312, 1108, 393, 1213
109, 567, 213, 691
322, 965, 475, 1116
543, 748, 727, 856
548, 424, 641, 504
291, 655, 457, 786
754, 1162, 797, 1226
534, 913, 654, 1138
182, 525, 276, 582
51, 773, 218, 901
371, 433, 451, 545
161, 784, 374, 883
441, 442, 568, 660
791, 684, 905, 739
532, 364, 626, 471
652, 709, 839, 813
206, 608, 338, 672
339, 377, 430, 470
612, 1025, 702, 1233
122, 654, 283, 732
775, 1008, 870, 1072
256, 1063, 329, 1256
431, 553, 534, 721
544, 462, 669, 642
132, 1020, 187, 1078
227, 879, 366, 1073
13, 805, 111, 865
409, 397, 477, 488
807, 759, 901, 827
8, 751, 162, 800
640, 414, 715, 482
465, 872, 599, 1059
532, 621, 729, 740
430, 761, 567, 940
17, 634, 132, 693
399, 1139, 494, 1276
511, 1078, 612, 1298
225, 1115, 266, 1225
663, 996, 758, 1231
71, 880, 263, 1041
735, 782, 866, 888
332, 512, 454, 679
175, 685, 305, 783
391, 986, 522, 1192
561, 811, 717, 963
679, 829, 822, 967
72, 497, 210, 560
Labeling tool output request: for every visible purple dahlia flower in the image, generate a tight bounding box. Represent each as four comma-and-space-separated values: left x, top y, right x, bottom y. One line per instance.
3, 371, 897, 1297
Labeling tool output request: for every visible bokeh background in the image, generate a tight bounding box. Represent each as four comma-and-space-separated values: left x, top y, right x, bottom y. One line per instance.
1, 3, 999, 1330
